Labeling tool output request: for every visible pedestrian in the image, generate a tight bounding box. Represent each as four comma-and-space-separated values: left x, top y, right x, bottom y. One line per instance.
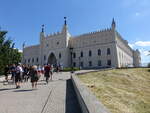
4, 65, 9, 82
44, 64, 50, 84
37, 65, 42, 80
10, 64, 16, 84
29, 65, 39, 89
24, 65, 29, 82
15, 63, 23, 88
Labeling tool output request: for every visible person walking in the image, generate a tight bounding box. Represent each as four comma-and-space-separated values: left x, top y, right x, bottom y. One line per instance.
44, 64, 50, 84
15, 63, 23, 88
29, 65, 39, 89
10, 64, 16, 84
4, 65, 9, 83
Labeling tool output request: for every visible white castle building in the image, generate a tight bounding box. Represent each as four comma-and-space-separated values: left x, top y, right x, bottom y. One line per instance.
22, 18, 141, 68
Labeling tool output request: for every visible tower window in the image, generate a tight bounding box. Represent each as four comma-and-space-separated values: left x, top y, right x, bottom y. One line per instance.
107, 48, 111, 55
80, 51, 83, 57
59, 53, 61, 59
73, 53, 76, 58
57, 42, 59, 45
89, 50, 92, 57
98, 49, 101, 56
44, 55, 46, 61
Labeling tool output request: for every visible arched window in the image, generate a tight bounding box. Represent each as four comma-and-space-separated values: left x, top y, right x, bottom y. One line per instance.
36, 57, 38, 62
80, 51, 83, 57
89, 61, 92, 66
59, 53, 61, 59
107, 60, 111, 66
89, 50, 92, 57
28, 58, 30, 63
73, 62, 76, 67
98, 49, 101, 56
107, 48, 111, 55
32, 58, 34, 63
24, 59, 26, 64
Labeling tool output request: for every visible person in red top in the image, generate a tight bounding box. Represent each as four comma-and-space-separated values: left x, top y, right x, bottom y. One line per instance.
44, 64, 51, 84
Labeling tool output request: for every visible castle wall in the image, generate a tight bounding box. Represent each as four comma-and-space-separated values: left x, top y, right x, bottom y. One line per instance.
23, 45, 40, 65
115, 32, 134, 67
70, 30, 117, 68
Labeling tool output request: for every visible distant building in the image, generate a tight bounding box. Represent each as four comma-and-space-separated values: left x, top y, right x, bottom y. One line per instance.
22, 18, 141, 68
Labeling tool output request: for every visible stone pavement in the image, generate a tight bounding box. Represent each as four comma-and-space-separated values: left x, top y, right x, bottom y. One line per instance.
0, 72, 82, 113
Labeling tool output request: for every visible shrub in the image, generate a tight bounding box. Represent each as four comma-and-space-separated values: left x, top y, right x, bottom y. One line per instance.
62, 67, 80, 72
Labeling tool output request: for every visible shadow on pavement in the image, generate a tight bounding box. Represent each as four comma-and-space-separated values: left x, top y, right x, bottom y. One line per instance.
37, 82, 47, 85
0, 88, 16, 91
65, 79, 82, 113
13, 89, 33, 92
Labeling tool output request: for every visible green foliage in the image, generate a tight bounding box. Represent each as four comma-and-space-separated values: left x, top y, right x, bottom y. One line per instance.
62, 67, 80, 72
0, 31, 22, 75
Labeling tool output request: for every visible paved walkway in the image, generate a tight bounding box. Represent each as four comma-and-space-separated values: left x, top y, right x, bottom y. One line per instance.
0, 72, 82, 113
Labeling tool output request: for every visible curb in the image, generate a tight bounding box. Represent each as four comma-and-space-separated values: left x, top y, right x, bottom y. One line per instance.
71, 74, 111, 113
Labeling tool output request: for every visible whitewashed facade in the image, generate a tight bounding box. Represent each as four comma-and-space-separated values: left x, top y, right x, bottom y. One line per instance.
22, 18, 141, 68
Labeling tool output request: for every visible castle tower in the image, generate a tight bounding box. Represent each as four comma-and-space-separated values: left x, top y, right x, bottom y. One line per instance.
61, 17, 68, 33
61, 17, 71, 47
111, 18, 116, 30
40, 24, 45, 65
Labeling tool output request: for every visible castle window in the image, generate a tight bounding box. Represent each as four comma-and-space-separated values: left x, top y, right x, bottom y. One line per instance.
89, 61, 92, 67
89, 50, 92, 57
80, 51, 83, 57
73, 62, 76, 67
80, 62, 83, 67
44, 55, 46, 61
107, 60, 111, 66
73, 53, 76, 58
36, 57, 38, 62
24, 59, 26, 63
98, 60, 101, 66
28, 58, 30, 63
32, 58, 34, 63
98, 49, 101, 56
107, 48, 111, 55
59, 53, 61, 59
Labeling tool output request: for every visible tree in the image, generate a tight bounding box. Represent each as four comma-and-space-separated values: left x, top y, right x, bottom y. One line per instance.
0, 30, 22, 75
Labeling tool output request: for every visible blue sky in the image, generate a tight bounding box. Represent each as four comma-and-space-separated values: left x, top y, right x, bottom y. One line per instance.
0, 0, 150, 64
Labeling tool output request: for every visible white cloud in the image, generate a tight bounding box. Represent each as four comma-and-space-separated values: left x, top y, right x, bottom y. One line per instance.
135, 12, 140, 16
135, 41, 150, 46
139, 49, 150, 56
18, 49, 23, 53
139, 49, 150, 64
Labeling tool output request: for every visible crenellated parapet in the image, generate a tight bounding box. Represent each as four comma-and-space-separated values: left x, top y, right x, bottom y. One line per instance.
45, 31, 62, 38
73, 28, 112, 38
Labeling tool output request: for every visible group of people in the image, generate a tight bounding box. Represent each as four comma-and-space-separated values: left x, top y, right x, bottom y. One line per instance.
3, 63, 61, 89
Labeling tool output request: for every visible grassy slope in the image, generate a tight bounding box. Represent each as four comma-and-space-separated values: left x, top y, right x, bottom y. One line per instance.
78, 68, 150, 113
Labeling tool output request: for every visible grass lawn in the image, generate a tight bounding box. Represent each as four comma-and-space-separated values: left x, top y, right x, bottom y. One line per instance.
78, 68, 150, 113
